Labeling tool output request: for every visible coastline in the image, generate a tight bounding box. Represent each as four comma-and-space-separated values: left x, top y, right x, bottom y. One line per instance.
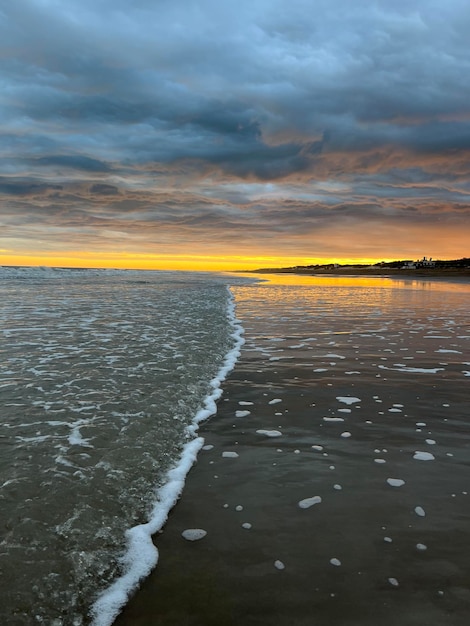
110, 278, 470, 626
248, 267, 470, 281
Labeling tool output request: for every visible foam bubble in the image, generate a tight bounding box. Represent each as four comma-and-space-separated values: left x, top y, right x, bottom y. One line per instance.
413, 451, 435, 461
256, 429, 282, 437
387, 478, 405, 487
182, 529, 207, 541
336, 396, 361, 405
298, 496, 322, 509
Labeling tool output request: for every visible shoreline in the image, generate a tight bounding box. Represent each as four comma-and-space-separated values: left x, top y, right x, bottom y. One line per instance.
248, 267, 470, 281
111, 279, 470, 626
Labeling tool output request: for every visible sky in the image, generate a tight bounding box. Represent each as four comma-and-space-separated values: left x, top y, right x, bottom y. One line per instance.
1, 0, 469, 270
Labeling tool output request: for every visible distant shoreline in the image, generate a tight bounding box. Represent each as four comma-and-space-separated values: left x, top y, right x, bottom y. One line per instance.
247, 267, 470, 281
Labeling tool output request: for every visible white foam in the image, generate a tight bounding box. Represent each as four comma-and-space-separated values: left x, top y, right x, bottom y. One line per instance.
90, 288, 245, 626
330, 558, 341, 566
268, 398, 282, 405
340, 431, 352, 438
235, 410, 251, 418
416, 543, 427, 551
387, 478, 405, 487
256, 429, 282, 437
333, 484, 342, 490
242, 522, 252, 529
182, 528, 207, 541
388, 577, 399, 587
323, 417, 344, 422
378, 365, 444, 374
274, 560, 285, 570
222, 451, 239, 458
415, 506, 426, 517
239, 401, 254, 406
298, 496, 322, 509
336, 396, 361, 405
90, 436, 203, 625
413, 451, 435, 461
374, 459, 386, 464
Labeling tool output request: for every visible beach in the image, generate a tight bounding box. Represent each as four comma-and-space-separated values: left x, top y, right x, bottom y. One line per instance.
251, 267, 470, 281
112, 275, 470, 626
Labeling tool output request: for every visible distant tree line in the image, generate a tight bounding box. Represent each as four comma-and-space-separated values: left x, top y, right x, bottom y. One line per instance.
261, 258, 470, 272
377, 258, 469, 269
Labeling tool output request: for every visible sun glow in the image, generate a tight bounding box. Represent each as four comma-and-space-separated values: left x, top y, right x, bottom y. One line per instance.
0, 251, 390, 272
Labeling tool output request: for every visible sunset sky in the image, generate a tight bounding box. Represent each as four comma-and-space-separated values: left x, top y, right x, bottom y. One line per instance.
1, 0, 469, 270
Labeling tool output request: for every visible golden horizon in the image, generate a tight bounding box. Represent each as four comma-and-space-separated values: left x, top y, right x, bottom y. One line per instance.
0, 252, 464, 272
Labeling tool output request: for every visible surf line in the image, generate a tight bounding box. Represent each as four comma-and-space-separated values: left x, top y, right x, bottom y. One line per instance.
90, 286, 245, 626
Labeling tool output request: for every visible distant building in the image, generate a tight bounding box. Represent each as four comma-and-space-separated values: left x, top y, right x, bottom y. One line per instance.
401, 257, 436, 269
419, 256, 435, 267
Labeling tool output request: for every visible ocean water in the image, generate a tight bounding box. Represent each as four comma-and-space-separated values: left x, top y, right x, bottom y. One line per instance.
1, 269, 469, 626
0, 267, 246, 626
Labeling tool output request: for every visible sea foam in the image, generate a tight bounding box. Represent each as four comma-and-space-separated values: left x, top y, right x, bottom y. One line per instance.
90, 287, 245, 626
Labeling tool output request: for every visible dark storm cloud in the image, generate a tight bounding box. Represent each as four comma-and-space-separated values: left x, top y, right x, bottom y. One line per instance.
33, 156, 112, 172
89, 184, 120, 195
0, 177, 63, 196
1, 0, 469, 259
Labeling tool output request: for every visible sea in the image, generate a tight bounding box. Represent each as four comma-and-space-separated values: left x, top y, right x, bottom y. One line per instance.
1, 267, 469, 626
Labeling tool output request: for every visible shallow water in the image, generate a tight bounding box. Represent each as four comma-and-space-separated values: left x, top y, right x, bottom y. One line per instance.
2, 270, 469, 625
0, 268, 245, 625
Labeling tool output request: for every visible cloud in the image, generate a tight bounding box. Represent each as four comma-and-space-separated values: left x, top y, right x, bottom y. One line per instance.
0, 0, 469, 263
89, 184, 120, 195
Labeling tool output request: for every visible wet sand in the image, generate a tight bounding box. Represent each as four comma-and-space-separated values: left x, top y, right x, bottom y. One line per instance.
251, 268, 470, 281
112, 311, 470, 626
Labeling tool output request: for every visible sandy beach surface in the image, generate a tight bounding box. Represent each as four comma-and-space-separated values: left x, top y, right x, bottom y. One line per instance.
112, 277, 469, 626
251, 267, 470, 281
